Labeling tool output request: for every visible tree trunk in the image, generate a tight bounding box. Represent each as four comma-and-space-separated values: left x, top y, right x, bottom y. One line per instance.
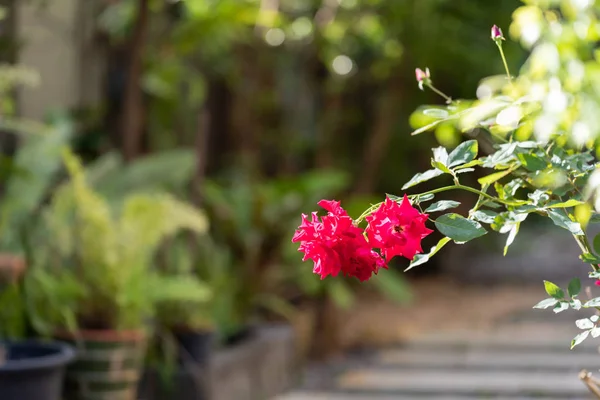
120, 0, 149, 161
354, 79, 403, 194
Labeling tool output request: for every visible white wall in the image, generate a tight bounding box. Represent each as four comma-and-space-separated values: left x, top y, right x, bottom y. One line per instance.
16, 0, 104, 121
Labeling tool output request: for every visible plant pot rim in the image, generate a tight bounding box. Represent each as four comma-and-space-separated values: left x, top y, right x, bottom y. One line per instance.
56, 329, 146, 342
0, 340, 75, 372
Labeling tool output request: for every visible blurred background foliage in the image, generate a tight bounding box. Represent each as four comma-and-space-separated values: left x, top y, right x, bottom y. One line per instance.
0, 0, 533, 354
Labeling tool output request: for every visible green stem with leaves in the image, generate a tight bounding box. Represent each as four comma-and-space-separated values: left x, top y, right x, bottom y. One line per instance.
354, 184, 524, 225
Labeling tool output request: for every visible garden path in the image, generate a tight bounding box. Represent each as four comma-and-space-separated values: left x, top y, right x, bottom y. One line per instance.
277, 279, 600, 399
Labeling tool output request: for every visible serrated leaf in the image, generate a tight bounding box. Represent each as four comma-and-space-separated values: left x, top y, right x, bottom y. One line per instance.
553, 301, 569, 313
548, 210, 584, 235
503, 222, 520, 256
431, 160, 452, 174
581, 253, 600, 264
532, 298, 558, 309
434, 213, 487, 243
478, 169, 513, 186
471, 210, 498, 224
455, 159, 482, 169
402, 169, 444, 190
517, 153, 547, 172
568, 277, 581, 297
576, 318, 595, 330
544, 280, 564, 299
447, 140, 478, 168
406, 237, 451, 271
414, 193, 435, 203
547, 199, 584, 208
425, 200, 461, 213
584, 297, 600, 307
411, 119, 444, 136
433, 147, 449, 165
571, 331, 590, 349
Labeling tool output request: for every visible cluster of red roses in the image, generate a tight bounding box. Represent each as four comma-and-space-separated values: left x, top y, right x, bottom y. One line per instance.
292, 195, 433, 282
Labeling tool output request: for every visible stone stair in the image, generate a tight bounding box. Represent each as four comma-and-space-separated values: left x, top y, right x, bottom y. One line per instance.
276, 323, 600, 400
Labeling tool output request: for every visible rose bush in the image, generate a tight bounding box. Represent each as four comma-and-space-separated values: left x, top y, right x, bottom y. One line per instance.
294, 0, 600, 353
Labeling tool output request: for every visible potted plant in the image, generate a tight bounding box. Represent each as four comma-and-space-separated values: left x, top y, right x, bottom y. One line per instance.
136, 235, 216, 400
27, 148, 210, 400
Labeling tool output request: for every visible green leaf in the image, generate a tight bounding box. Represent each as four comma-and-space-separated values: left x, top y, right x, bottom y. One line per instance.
447, 140, 478, 168
547, 210, 584, 235
434, 214, 487, 243
413, 193, 435, 203
584, 297, 600, 308
571, 331, 590, 349
425, 200, 461, 213
532, 298, 558, 309
553, 301, 569, 313
433, 147, 449, 165
471, 210, 498, 224
406, 237, 452, 271
402, 169, 444, 190
543, 280, 564, 299
503, 222, 520, 256
576, 318, 595, 330
594, 234, 600, 255
581, 253, 600, 264
431, 160, 452, 174
568, 278, 582, 297
411, 119, 444, 136
517, 153, 547, 172
547, 199, 584, 208
478, 169, 513, 186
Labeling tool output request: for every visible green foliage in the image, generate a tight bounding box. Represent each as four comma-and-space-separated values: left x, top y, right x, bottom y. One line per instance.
357, 0, 600, 349
30, 149, 209, 331
0, 113, 73, 253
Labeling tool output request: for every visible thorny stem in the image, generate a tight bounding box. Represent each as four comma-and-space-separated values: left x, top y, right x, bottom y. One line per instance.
496, 42, 512, 84
425, 83, 452, 104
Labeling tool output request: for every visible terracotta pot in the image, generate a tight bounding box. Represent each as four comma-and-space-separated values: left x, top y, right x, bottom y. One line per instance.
0, 254, 26, 284
57, 330, 146, 400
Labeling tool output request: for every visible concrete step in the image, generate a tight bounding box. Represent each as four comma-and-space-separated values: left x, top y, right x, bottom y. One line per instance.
275, 393, 591, 400
334, 369, 590, 397
374, 348, 600, 371
405, 328, 600, 351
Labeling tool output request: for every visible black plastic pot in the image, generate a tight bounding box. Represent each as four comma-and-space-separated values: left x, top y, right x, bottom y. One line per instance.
137, 330, 214, 400
0, 340, 76, 400
174, 330, 214, 365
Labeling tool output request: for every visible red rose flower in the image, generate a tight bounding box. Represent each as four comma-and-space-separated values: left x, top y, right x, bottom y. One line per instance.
292, 200, 386, 282
366, 195, 433, 261
595, 280, 600, 287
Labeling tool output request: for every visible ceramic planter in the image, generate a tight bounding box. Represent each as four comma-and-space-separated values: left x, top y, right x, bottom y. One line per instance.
59, 330, 146, 400
0, 340, 75, 400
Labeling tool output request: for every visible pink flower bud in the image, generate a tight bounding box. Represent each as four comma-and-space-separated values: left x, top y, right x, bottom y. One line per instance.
491, 25, 504, 41
415, 67, 430, 82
